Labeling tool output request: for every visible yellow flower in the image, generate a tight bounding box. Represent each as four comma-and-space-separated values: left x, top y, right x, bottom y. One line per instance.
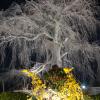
21, 69, 28, 73
38, 80, 42, 84
63, 67, 73, 74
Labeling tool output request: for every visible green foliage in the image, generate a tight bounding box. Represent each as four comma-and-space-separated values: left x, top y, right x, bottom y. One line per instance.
1, 92, 100, 100
43, 67, 66, 90
32, 96, 37, 100
83, 94, 100, 100
83, 95, 93, 100
91, 94, 100, 100
0, 92, 27, 100
0, 92, 37, 100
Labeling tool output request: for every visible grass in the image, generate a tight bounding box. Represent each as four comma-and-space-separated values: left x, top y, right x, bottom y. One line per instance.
0, 92, 37, 100
0, 92, 100, 100
0, 92, 27, 100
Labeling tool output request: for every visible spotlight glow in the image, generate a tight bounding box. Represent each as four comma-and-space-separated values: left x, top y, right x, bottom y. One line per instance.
81, 84, 86, 89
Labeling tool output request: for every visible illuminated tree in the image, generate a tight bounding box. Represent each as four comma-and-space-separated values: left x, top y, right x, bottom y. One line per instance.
0, 0, 100, 85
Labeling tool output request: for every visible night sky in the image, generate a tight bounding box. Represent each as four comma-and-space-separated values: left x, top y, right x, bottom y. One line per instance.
0, 0, 25, 10
0, 0, 100, 10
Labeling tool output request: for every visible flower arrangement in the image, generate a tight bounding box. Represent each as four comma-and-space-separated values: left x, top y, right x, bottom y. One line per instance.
21, 66, 84, 100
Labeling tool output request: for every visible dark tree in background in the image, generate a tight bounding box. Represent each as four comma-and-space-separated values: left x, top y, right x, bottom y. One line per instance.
0, 0, 100, 91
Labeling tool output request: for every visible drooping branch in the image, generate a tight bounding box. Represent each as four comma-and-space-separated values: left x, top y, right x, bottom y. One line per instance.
0, 0, 99, 85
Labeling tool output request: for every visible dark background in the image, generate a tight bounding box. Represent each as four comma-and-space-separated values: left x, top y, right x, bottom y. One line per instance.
0, 0, 25, 10
0, 0, 100, 10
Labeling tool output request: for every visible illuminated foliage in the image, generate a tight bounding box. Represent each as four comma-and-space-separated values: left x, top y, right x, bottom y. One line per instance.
21, 69, 46, 100
59, 67, 84, 100
21, 67, 84, 100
